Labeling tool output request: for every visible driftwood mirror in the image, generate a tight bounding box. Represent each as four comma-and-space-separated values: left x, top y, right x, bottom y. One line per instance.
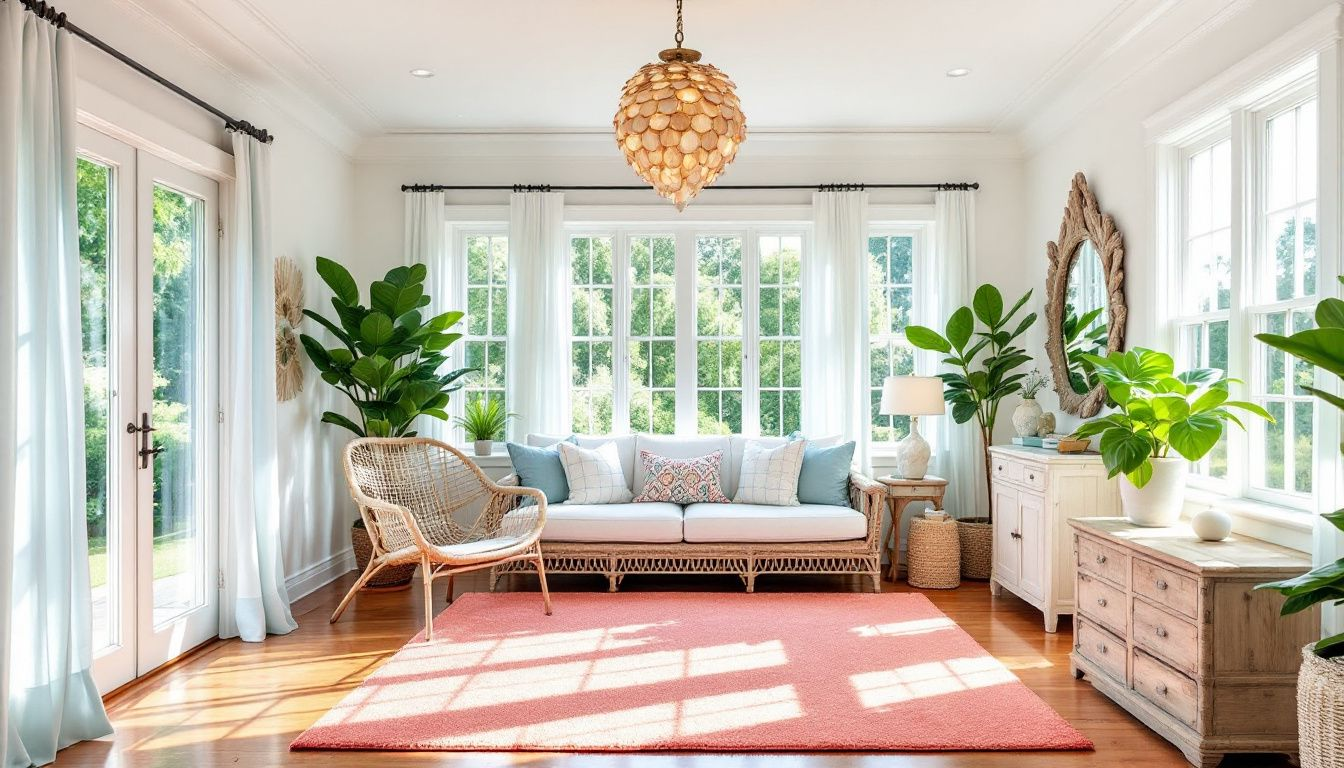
1045, 172, 1127, 417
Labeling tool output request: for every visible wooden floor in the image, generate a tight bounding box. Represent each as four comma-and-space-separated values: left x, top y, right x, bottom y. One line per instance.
59, 570, 1292, 768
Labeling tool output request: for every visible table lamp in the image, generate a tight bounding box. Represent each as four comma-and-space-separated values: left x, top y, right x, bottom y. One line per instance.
880, 375, 946, 479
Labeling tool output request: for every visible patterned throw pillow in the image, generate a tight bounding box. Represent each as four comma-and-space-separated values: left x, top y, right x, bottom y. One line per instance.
633, 450, 730, 504
557, 441, 634, 504
733, 439, 806, 506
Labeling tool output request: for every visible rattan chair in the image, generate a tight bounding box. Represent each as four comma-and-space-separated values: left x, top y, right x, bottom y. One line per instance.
330, 437, 552, 640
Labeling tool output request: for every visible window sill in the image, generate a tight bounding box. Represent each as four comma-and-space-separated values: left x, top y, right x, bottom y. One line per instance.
456, 446, 513, 469
1182, 486, 1313, 552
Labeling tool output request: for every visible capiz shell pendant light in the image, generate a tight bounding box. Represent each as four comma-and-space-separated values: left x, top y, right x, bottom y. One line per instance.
614, 0, 746, 210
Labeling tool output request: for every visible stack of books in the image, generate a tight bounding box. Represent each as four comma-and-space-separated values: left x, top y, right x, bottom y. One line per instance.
1011, 435, 1060, 449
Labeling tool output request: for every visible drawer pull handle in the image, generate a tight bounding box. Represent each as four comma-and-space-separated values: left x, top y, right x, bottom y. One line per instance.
1096, 597, 1107, 608
997, 465, 1004, 472
1155, 683, 1168, 696
1028, 473, 1036, 481
1155, 627, 1168, 638
1097, 643, 1107, 654
1156, 579, 1169, 591
1095, 554, 1107, 564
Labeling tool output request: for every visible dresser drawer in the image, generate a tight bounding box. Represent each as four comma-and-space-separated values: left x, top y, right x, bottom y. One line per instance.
1076, 571, 1127, 635
992, 457, 1023, 484
990, 456, 1047, 492
1076, 618, 1126, 683
1133, 649, 1198, 728
1132, 598, 1198, 676
1077, 534, 1128, 586
1133, 557, 1198, 619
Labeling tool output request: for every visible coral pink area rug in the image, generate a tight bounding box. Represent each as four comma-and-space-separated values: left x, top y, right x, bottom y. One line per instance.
292, 592, 1092, 753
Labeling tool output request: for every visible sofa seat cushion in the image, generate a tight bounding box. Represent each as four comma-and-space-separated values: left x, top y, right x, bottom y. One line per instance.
521, 502, 684, 543
682, 502, 866, 543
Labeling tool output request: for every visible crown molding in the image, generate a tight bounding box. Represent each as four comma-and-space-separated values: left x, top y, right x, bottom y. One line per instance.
355, 130, 1025, 164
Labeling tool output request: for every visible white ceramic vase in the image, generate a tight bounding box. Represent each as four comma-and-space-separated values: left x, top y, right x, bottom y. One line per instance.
1012, 398, 1044, 438
1191, 507, 1232, 541
1120, 457, 1188, 527
473, 439, 493, 457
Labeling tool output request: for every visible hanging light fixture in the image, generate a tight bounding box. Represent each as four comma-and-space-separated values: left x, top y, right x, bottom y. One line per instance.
613, 0, 746, 210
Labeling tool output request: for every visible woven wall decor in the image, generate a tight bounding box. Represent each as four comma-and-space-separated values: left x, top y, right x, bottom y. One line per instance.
275, 255, 304, 402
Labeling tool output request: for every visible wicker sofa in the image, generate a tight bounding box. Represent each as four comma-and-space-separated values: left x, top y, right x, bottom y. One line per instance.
492, 433, 887, 592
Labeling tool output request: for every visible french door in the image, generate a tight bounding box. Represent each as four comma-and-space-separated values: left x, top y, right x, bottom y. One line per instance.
78, 126, 220, 692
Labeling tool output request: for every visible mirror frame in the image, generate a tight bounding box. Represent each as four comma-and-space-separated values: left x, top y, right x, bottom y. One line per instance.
1045, 172, 1127, 418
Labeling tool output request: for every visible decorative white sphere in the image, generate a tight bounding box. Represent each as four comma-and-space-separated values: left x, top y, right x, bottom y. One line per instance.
1191, 508, 1232, 542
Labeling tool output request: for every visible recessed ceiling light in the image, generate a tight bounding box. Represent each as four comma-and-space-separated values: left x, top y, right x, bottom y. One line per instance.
409, 68, 435, 78
946, 68, 971, 78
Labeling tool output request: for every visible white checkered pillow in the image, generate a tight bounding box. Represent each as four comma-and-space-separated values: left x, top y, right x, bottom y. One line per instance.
557, 441, 634, 504
733, 439, 805, 506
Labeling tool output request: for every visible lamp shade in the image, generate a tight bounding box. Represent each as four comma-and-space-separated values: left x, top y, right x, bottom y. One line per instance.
880, 376, 946, 416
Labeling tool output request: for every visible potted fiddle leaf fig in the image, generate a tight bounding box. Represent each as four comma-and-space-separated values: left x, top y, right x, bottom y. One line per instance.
1071, 347, 1271, 527
1254, 276, 1344, 767
301, 256, 474, 589
906, 284, 1037, 579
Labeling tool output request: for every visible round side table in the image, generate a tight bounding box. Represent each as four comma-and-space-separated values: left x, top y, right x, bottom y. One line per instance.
877, 475, 949, 582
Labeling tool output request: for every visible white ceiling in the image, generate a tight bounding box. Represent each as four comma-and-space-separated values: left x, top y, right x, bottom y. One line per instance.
68, 0, 1231, 144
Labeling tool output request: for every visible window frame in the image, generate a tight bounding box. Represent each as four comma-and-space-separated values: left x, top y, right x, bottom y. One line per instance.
867, 225, 929, 450
451, 223, 509, 444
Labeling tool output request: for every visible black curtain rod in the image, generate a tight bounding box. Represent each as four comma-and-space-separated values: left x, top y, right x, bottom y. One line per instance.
17, 0, 274, 144
402, 182, 979, 193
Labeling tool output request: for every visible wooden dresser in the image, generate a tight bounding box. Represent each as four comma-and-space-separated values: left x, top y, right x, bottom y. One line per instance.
988, 445, 1119, 632
1069, 518, 1317, 767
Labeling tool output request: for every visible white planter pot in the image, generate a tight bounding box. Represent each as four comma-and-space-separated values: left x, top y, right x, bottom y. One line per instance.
473, 439, 493, 457
1012, 398, 1044, 437
1119, 457, 1188, 527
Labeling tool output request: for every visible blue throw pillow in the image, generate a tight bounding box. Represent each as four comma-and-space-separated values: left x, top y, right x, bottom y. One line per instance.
794, 438, 856, 507
506, 437, 577, 506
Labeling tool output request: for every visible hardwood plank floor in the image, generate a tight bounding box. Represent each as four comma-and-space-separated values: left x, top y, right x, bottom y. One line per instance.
60, 571, 1291, 767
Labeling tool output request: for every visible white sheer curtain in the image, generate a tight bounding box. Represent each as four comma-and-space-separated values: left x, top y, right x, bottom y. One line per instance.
219, 132, 297, 642
929, 189, 983, 518
403, 190, 453, 440
0, 4, 113, 764
803, 190, 871, 473
506, 192, 568, 440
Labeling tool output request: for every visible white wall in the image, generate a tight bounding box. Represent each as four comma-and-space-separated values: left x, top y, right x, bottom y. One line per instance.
1021, 0, 1339, 435
61, 0, 361, 598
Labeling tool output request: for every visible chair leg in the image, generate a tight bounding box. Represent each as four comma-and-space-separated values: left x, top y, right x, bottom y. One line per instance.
534, 550, 553, 616
421, 556, 434, 642
329, 560, 387, 624
445, 573, 455, 604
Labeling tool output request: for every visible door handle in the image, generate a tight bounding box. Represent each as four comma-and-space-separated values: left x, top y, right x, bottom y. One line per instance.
128, 412, 162, 469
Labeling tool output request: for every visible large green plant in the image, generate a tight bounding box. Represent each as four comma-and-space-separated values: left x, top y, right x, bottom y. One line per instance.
1072, 348, 1271, 487
301, 257, 473, 437
906, 284, 1037, 517
1256, 276, 1344, 659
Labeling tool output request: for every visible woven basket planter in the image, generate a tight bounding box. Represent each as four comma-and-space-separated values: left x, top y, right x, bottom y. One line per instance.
1298, 645, 1344, 768
957, 518, 993, 580
907, 517, 961, 589
351, 523, 417, 590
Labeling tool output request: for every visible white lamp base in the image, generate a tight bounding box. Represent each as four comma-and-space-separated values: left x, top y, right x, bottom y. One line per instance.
894, 416, 931, 480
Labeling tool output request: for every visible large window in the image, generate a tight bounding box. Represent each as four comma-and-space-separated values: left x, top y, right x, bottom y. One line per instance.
695, 235, 744, 434
627, 234, 678, 434
464, 233, 508, 411
868, 232, 919, 443
1170, 86, 1322, 509
570, 235, 615, 434
756, 235, 802, 436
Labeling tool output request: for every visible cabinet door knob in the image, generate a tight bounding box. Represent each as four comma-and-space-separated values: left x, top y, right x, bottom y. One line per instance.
1156, 579, 1169, 591
1155, 626, 1168, 638
1028, 473, 1036, 481
1096, 597, 1107, 608
1096, 554, 1107, 564
1155, 683, 1168, 695
1097, 643, 1107, 654
1010, 530, 1021, 539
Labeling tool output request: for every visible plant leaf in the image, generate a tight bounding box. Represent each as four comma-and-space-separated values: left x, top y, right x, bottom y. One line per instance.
972, 284, 1004, 328
316, 257, 359, 306
320, 411, 365, 436
1316, 297, 1344, 329
1168, 413, 1223, 462
1256, 329, 1344, 378
946, 307, 974, 352
905, 325, 951, 353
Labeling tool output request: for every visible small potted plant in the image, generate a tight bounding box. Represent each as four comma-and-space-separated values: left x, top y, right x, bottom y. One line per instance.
1072, 347, 1271, 527
454, 396, 514, 457
1254, 276, 1344, 767
1012, 369, 1050, 438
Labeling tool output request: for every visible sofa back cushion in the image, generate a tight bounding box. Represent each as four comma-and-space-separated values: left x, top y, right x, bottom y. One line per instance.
633, 435, 729, 497
529, 433, 637, 492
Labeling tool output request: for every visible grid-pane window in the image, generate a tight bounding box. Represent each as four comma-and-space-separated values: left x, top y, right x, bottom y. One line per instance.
1249, 98, 1318, 500
464, 234, 508, 410
629, 234, 677, 434
1176, 137, 1232, 482
570, 235, 615, 434
695, 235, 744, 434
757, 235, 802, 436
868, 234, 916, 443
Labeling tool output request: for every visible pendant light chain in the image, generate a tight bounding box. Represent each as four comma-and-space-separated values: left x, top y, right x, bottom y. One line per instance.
674, 0, 684, 48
